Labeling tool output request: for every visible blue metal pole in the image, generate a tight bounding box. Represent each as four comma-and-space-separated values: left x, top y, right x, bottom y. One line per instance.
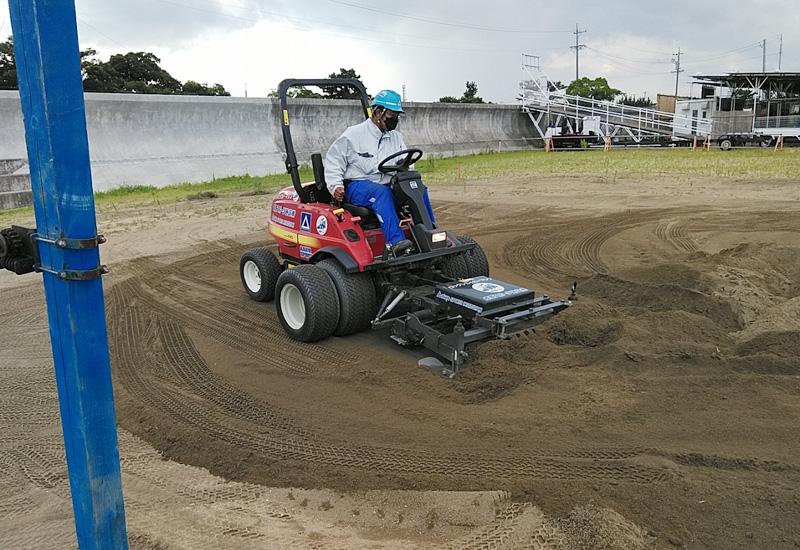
7, 1, 128, 548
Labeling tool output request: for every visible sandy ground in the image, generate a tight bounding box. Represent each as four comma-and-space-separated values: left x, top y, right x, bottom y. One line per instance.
1, 165, 800, 549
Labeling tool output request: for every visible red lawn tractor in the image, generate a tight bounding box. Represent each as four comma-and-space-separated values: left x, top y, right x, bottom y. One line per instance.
239, 78, 573, 375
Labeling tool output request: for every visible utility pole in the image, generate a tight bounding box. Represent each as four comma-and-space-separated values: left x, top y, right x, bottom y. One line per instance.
778, 34, 783, 70
570, 23, 586, 81
672, 48, 684, 98
761, 39, 766, 72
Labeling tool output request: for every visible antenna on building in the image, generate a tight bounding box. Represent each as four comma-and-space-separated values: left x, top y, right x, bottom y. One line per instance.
244, 83, 248, 98
402, 84, 406, 102
761, 39, 767, 72
778, 34, 783, 71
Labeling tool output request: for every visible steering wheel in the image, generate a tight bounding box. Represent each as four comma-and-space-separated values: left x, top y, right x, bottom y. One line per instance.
378, 148, 423, 174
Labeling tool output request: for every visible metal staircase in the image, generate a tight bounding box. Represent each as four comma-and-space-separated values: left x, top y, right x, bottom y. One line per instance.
520, 55, 711, 144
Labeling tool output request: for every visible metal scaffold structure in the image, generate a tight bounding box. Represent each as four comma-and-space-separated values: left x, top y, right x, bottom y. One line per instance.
520, 54, 711, 146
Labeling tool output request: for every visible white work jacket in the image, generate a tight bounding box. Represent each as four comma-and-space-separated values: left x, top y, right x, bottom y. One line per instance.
324, 118, 407, 195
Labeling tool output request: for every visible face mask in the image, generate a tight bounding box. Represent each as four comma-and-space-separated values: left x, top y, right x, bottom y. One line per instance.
384, 114, 399, 131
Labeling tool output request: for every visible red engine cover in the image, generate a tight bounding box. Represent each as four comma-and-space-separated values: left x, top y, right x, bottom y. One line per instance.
267, 185, 402, 270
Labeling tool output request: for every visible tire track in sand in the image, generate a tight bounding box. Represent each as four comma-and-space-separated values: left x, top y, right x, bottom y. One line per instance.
109, 289, 669, 485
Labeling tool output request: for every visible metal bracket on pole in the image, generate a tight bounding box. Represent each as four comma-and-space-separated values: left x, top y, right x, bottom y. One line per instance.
32, 233, 109, 280
35, 264, 109, 281
33, 232, 107, 250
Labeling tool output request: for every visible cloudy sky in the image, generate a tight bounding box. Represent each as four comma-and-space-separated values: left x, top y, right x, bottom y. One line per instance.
1, 0, 796, 102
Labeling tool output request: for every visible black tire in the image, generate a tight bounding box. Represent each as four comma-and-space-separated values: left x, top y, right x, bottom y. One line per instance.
438, 252, 470, 280
240, 247, 282, 302
719, 138, 732, 151
275, 265, 339, 342
318, 259, 377, 336
455, 235, 490, 278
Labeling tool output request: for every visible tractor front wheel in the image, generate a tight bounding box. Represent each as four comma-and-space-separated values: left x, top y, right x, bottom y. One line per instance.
240, 247, 282, 302
276, 265, 340, 342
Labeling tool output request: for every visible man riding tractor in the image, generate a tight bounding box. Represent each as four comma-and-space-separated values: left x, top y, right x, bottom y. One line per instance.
324, 89, 436, 260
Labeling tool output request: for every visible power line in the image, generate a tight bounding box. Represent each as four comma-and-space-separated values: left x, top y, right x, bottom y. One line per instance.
583, 49, 673, 76
77, 18, 129, 50
585, 47, 669, 65
323, 0, 573, 34
152, 0, 560, 53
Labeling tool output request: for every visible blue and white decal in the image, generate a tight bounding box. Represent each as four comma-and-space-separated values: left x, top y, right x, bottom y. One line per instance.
274, 204, 297, 217
410, 181, 418, 189
271, 214, 295, 228
316, 215, 328, 236
299, 245, 312, 259
300, 212, 312, 232
472, 282, 505, 293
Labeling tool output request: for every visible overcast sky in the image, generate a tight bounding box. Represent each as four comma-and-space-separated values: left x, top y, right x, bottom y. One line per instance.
1, 1, 796, 103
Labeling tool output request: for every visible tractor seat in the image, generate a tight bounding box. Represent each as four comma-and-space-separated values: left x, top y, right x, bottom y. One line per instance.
341, 202, 380, 229
341, 203, 373, 219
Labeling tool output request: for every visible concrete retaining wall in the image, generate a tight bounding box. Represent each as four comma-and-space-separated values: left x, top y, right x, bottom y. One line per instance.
0, 91, 540, 207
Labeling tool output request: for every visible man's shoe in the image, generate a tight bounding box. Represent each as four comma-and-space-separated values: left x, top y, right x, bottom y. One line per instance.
382, 239, 414, 260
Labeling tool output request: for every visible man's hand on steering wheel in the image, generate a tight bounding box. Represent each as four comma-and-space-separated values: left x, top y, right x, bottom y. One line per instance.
378, 148, 423, 174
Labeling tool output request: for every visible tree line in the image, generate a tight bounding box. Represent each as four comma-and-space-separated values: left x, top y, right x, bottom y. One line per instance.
0, 36, 229, 95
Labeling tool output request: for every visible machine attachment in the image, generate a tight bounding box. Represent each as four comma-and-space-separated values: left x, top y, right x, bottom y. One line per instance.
375, 276, 573, 375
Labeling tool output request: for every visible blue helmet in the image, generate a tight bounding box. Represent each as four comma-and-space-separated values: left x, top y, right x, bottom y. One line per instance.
372, 89, 404, 113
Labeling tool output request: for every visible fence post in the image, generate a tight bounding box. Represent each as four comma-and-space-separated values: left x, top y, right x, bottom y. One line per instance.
7, 0, 129, 548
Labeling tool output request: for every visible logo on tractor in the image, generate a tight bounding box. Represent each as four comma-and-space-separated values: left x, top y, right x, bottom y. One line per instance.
300, 245, 312, 259
472, 282, 504, 293
300, 212, 312, 232
316, 216, 328, 235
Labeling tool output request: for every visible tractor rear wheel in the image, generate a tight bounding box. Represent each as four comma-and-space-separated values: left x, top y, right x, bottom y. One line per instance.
456, 235, 490, 278
438, 252, 469, 280
318, 259, 377, 336
240, 247, 282, 302
275, 265, 340, 342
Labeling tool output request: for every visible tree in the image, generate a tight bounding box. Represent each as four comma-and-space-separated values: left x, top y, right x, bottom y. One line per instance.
267, 85, 323, 98
461, 81, 484, 103
81, 48, 125, 92
2, 40, 229, 96
106, 52, 182, 94
618, 94, 654, 109
182, 80, 230, 96
438, 81, 485, 104
322, 68, 364, 99
0, 36, 17, 90
566, 77, 621, 101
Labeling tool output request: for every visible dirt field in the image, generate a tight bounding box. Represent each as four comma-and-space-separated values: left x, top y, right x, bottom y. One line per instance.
2, 163, 800, 549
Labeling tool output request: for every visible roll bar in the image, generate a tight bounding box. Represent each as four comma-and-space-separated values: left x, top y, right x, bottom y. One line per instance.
277, 78, 371, 203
